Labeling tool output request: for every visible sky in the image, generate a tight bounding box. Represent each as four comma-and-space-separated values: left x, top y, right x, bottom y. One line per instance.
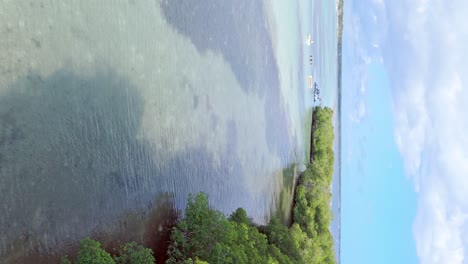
342, 0, 468, 263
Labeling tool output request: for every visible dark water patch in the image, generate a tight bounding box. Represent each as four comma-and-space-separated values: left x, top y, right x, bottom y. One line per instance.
160, 146, 248, 213
3, 194, 179, 264
31, 38, 41, 49
1, 142, 250, 263
0, 68, 151, 260
0, 68, 256, 262
192, 95, 199, 109
93, 193, 179, 264
0, 109, 25, 147
160, 0, 277, 97
160, 0, 292, 166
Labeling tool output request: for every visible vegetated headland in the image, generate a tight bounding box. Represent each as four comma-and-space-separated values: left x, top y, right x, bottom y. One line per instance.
61, 106, 336, 264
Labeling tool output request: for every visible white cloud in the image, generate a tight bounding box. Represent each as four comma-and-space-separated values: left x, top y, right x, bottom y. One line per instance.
372, 0, 385, 6
414, 188, 467, 264
383, 0, 468, 263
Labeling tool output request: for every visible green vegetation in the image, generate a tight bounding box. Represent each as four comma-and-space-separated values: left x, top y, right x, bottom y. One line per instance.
114, 242, 155, 264
63, 107, 335, 264
270, 107, 335, 264
166, 107, 336, 264
63, 238, 115, 264
167, 194, 290, 264
62, 239, 155, 264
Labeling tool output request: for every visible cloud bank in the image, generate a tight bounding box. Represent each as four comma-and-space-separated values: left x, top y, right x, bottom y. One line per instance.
380, 0, 468, 263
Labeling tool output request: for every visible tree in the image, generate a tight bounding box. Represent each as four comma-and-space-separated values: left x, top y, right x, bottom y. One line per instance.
75, 238, 115, 264
229, 208, 250, 225
167, 193, 236, 264
114, 242, 155, 264
167, 193, 291, 264
61, 256, 72, 264
265, 218, 299, 263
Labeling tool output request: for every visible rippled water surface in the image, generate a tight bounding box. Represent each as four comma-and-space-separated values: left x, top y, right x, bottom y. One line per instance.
0, 0, 339, 262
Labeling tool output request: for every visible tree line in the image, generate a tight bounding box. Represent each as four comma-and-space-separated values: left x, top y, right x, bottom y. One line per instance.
62, 106, 336, 264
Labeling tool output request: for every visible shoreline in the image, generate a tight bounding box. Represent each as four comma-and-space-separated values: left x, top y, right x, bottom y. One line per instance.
334, 0, 344, 261
56, 106, 336, 263
309, 108, 318, 164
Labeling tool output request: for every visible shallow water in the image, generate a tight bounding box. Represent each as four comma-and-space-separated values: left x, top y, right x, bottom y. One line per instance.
0, 0, 310, 261
299, 0, 341, 259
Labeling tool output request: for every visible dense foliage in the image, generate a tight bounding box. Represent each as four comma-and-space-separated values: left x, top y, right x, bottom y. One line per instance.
167, 107, 336, 264
62, 239, 155, 264
166, 193, 290, 264
114, 242, 156, 264
63, 107, 335, 264
272, 107, 335, 264
63, 238, 115, 264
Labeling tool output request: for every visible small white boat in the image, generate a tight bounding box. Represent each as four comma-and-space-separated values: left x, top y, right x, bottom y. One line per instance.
306, 34, 314, 45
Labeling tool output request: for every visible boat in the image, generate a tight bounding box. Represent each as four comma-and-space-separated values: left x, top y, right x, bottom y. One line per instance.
313, 82, 321, 102
306, 34, 314, 45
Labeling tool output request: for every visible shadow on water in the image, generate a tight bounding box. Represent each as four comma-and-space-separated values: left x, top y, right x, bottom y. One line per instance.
0, 2, 304, 261
160, 0, 292, 164
0, 67, 146, 262
94, 193, 179, 264
161, 0, 272, 95
3, 193, 179, 264
0, 67, 250, 263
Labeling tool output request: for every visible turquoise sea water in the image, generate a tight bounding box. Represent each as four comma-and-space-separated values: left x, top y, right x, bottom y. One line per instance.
0, 0, 339, 262
297, 0, 341, 260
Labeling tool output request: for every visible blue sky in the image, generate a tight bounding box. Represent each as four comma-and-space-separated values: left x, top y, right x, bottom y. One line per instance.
341, 0, 468, 263
342, 61, 418, 263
